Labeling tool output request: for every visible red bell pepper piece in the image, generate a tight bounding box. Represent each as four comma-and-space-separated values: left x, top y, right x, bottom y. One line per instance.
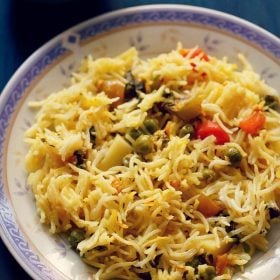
196, 120, 230, 145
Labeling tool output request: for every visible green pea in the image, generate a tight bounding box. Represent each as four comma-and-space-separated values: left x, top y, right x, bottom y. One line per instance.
143, 118, 159, 134
199, 266, 216, 280
265, 95, 278, 109
202, 169, 216, 183
133, 135, 153, 155
226, 147, 242, 166
128, 128, 142, 140
179, 124, 194, 138
68, 228, 85, 249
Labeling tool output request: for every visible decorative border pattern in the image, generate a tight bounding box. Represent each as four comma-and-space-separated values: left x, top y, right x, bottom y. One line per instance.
76, 9, 280, 59
0, 5, 279, 280
0, 42, 67, 280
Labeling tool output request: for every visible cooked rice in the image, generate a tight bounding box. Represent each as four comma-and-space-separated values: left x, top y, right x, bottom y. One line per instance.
25, 44, 280, 280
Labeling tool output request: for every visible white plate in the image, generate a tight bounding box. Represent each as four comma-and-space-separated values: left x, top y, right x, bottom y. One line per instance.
1, 4, 280, 280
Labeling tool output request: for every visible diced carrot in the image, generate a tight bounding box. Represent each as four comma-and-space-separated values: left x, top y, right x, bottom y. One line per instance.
197, 194, 222, 217
239, 109, 266, 135
215, 253, 230, 275
179, 48, 189, 57
170, 180, 181, 189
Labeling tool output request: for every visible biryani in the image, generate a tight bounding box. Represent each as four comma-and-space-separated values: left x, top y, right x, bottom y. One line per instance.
25, 44, 280, 280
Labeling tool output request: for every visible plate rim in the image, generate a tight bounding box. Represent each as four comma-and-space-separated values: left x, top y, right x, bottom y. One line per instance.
1, 3, 280, 101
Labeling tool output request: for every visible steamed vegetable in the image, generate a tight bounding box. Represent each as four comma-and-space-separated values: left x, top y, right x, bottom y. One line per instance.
68, 229, 85, 249
99, 80, 125, 108
198, 239, 232, 256
226, 147, 242, 166
128, 128, 142, 140
170, 91, 205, 121
143, 118, 159, 134
265, 95, 278, 109
215, 254, 230, 275
98, 135, 133, 170
201, 266, 216, 279
239, 109, 265, 135
197, 194, 222, 217
196, 120, 230, 145
179, 124, 195, 138
133, 135, 153, 155
202, 168, 217, 183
